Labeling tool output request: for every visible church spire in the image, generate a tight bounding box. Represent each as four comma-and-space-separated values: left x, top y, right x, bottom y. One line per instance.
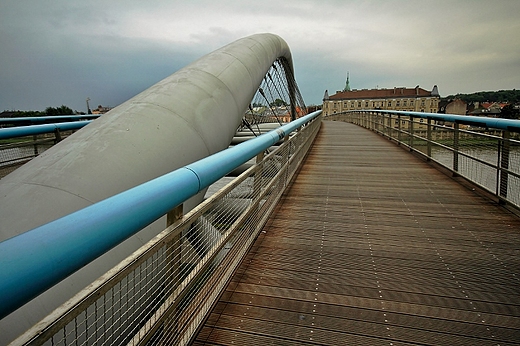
343, 71, 351, 92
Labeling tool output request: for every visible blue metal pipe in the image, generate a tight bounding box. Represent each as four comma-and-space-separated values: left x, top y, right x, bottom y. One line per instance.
187, 111, 319, 189
0, 110, 321, 320
373, 110, 520, 132
0, 115, 99, 125
0, 121, 92, 139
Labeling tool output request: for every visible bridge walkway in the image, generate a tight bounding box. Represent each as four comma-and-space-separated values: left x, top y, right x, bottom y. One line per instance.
194, 121, 520, 345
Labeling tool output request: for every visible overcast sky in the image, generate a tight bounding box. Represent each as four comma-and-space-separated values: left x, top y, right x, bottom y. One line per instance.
1, 0, 519, 112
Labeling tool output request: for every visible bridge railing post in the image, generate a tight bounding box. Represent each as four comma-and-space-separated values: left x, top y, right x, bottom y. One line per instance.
408, 115, 414, 151
53, 128, 62, 144
386, 112, 392, 138
381, 112, 386, 137
253, 151, 265, 202
282, 131, 292, 187
453, 123, 460, 175
380, 112, 384, 136
427, 118, 432, 161
33, 134, 39, 156
164, 203, 184, 338
498, 130, 510, 204
397, 114, 402, 145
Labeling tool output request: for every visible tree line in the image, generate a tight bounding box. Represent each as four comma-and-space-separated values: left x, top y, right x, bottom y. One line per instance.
8, 105, 80, 117
444, 89, 520, 104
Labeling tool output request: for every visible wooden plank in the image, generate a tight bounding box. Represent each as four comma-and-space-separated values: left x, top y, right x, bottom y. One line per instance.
194, 121, 520, 345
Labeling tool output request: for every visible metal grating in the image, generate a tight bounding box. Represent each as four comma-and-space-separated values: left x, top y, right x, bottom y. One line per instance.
194, 121, 520, 345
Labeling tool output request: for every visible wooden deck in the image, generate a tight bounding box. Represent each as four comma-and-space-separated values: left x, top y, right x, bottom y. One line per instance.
194, 121, 520, 345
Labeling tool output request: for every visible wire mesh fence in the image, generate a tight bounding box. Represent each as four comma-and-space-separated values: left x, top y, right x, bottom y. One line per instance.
328, 111, 520, 209
12, 114, 321, 346
0, 131, 74, 179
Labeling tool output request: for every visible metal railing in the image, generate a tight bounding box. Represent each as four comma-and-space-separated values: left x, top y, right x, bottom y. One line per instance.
327, 111, 520, 209
6, 111, 321, 345
0, 115, 98, 127
0, 121, 92, 178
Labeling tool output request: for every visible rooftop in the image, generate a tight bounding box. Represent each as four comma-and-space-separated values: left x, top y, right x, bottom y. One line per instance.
329, 86, 438, 100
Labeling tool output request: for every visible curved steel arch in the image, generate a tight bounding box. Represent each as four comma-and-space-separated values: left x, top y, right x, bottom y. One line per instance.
0, 33, 295, 342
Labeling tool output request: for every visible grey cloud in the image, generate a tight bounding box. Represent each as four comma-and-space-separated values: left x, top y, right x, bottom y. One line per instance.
1, 0, 519, 111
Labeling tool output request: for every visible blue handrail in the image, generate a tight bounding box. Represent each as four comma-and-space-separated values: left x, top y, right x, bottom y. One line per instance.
0, 121, 92, 139
364, 110, 520, 132
0, 110, 321, 319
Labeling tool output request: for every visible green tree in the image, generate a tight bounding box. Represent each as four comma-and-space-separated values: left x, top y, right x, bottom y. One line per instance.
500, 104, 519, 119
271, 98, 287, 107
13, 110, 44, 117
444, 89, 520, 104
45, 105, 74, 116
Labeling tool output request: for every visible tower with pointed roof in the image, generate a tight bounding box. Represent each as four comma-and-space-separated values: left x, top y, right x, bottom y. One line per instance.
343, 72, 351, 92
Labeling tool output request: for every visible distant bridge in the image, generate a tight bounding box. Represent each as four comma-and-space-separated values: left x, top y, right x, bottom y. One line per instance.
0, 34, 519, 345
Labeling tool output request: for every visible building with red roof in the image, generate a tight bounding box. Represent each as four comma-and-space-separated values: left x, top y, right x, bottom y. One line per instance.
322, 80, 440, 116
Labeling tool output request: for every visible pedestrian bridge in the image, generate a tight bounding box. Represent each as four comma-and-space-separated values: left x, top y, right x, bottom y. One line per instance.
0, 34, 519, 345
195, 119, 520, 345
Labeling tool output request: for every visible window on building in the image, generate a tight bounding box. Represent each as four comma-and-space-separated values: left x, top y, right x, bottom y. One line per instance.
358, 102, 361, 107
403, 100, 407, 106
396, 101, 400, 106
388, 101, 392, 107
365, 102, 369, 107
